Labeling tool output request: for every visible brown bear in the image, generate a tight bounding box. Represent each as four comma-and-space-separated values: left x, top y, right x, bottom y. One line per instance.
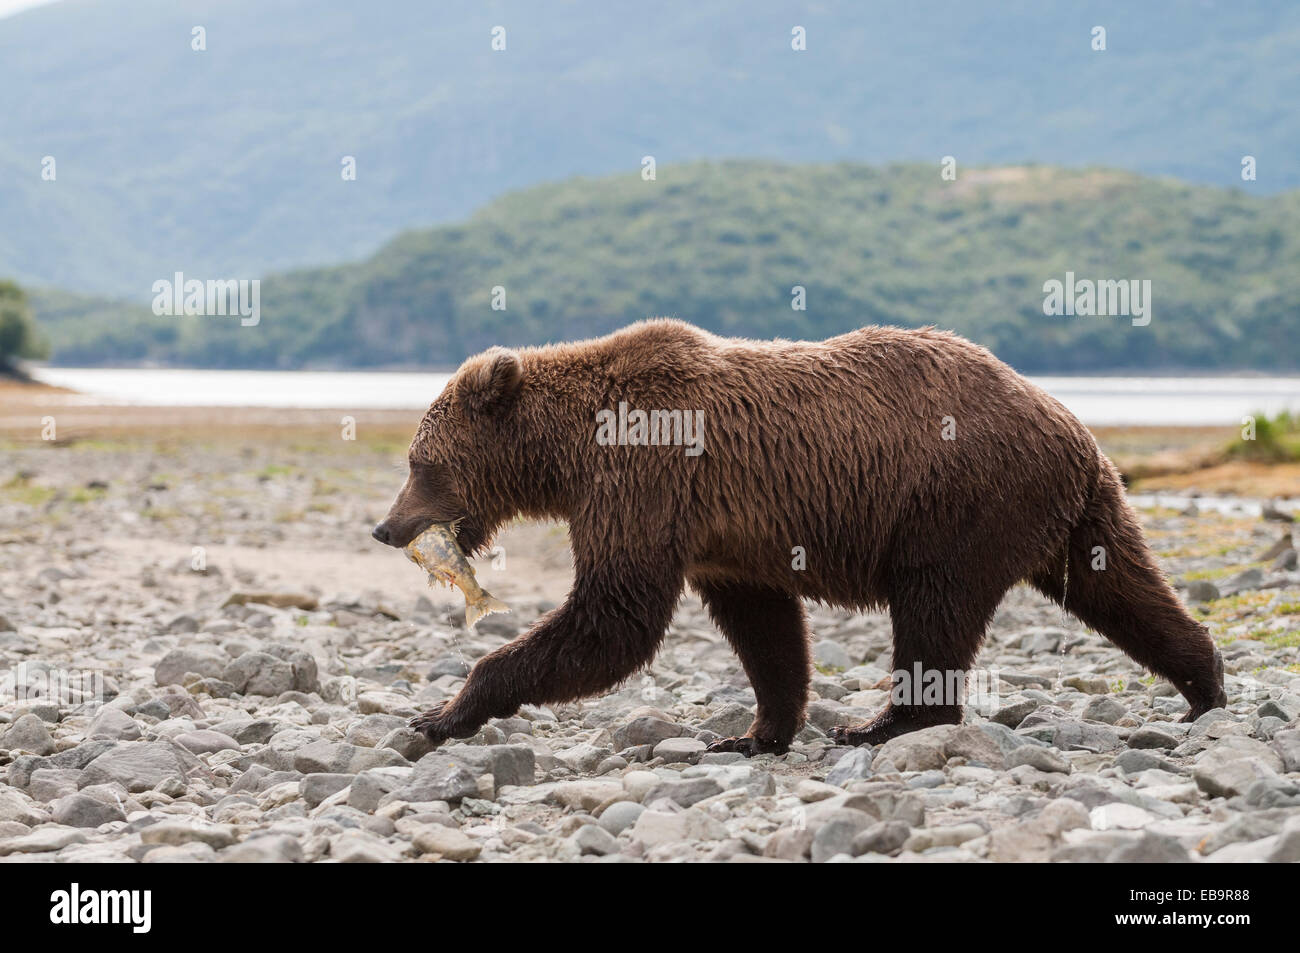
373, 319, 1226, 754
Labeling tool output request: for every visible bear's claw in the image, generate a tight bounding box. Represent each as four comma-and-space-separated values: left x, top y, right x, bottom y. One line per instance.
829, 705, 964, 747
827, 724, 879, 746
409, 701, 451, 744
704, 736, 789, 757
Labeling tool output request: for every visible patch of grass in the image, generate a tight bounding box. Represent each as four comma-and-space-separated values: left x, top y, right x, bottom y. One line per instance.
66, 486, 107, 503
1226, 410, 1300, 463
2, 472, 56, 505
1247, 626, 1300, 650
1180, 563, 1256, 581
4, 484, 56, 505
141, 505, 182, 522
1194, 591, 1275, 629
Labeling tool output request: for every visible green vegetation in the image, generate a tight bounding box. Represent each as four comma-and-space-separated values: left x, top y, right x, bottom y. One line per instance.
0, 280, 47, 371
1227, 411, 1300, 462
28, 162, 1300, 372
3, 2, 1299, 297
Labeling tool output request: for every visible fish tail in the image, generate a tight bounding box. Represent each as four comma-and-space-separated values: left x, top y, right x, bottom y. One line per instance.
465, 592, 511, 629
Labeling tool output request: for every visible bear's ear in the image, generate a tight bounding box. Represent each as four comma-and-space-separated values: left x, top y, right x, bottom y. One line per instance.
458, 347, 523, 415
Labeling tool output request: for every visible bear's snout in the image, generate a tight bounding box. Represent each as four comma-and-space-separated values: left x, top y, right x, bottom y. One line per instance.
371, 521, 395, 546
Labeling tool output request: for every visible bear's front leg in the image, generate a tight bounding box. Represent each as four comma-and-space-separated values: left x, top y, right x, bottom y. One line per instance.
411, 557, 683, 745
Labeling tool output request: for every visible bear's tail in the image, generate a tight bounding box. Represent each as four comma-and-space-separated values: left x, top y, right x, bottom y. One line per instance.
1031, 457, 1226, 720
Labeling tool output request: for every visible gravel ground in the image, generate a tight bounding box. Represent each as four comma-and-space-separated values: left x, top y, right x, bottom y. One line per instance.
1, 439, 1298, 863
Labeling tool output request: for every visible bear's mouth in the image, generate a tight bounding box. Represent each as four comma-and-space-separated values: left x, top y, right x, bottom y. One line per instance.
452, 515, 491, 558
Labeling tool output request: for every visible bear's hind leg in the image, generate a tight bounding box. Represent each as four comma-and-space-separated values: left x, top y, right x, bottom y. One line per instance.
695, 580, 810, 756
828, 571, 1000, 747
1031, 476, 1226, 720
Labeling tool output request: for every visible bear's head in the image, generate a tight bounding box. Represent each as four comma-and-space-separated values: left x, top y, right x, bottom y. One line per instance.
372, 346, 526, 555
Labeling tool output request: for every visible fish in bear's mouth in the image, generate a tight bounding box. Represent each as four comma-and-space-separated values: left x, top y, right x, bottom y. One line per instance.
403, 521, 509, 629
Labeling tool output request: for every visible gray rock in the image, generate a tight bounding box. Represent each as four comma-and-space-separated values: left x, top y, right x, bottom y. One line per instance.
571, 823, 620, 856
262, 643, 321, 693
652, 737, 707, 764
977, 721, 1043, 756
411, 825, 481, 861
598, 801, 645, 836
698, 703, 753, 739
811, 808, 874, 863
0, 789, 43, 826
1219, 567, 1263, 595
1184, 580, 1220, 602
1244, 778, 1300, 809
1081, 696, 1127, 725
154, 648, 226, 686
1051, 720, 1123, 752
1269, 826, 1300, 863
222, 652, 297, 696
291, 740, 407, 775
611, 716, 688, 750
80, 742, 187, 793
140, 821, 237, 849
173, 730, 241, 755
1193, 738, 1283, 797
991, 698, 1040, 728
1106, 832, 1190, 863
825, 747, 874, 786
395, 763, 479, 803
427, 656, 470, 679
1200, 813, 1286, 855
1, 714, 55, 756
902, 822, 986, 852
642, 777, 724, 808
1006, 745, 1070, 773
379, 726, 435, 762
0, 826, 88, 855
1273, 728, 1300, 772
51, 792, 127, 828
219, 834, 304, 863
1128, 726, 1179, 750
555, 742, 613, 773
943, 725, 1008, 767
812, 640, 853, 670
1114, 749, 1178, 775
346, 714, 406, 748
86, 708, 142, 741
432, 744, 536, 787
300, 773, 354, 807
851, 820, 911, 856
348, 770, 407, 813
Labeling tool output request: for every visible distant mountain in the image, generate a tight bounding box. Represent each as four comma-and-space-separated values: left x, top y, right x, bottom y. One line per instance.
31, 161, 1300, 372
1, 0, 1297, 297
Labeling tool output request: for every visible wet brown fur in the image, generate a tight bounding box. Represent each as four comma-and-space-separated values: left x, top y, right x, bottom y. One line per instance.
376, 319, 1226, 752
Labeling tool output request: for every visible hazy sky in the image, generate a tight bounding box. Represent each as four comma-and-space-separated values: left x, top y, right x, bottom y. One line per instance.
0, 0, 57, 19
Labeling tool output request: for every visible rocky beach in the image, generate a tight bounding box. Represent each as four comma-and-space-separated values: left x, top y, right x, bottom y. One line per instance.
1, 402, 1298, 864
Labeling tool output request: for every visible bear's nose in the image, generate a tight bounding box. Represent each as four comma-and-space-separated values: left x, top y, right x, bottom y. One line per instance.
371, 521, 393, 545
